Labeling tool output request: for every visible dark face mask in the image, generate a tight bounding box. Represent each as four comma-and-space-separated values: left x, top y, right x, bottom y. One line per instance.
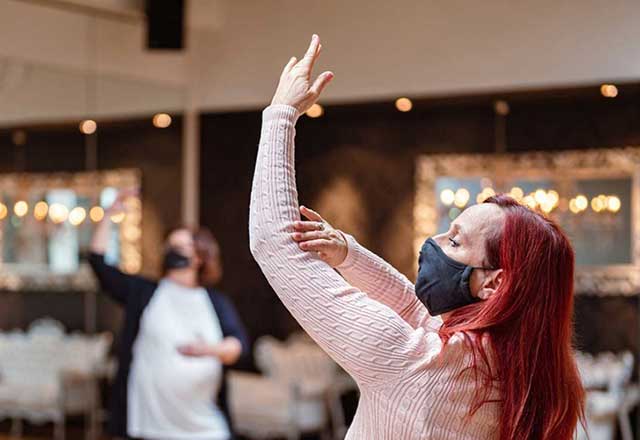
163, 248, 192, 271
415, 237, 495, 316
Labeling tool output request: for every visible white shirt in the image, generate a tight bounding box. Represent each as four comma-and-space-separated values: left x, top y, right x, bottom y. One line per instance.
128, 279, 230, 440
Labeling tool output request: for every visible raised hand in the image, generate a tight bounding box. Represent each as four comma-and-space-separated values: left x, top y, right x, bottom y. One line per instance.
271, 34, 334, 116
292, 205, 348, 267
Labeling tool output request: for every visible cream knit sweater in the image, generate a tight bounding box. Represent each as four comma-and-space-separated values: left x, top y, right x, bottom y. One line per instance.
249, 104, 500, 439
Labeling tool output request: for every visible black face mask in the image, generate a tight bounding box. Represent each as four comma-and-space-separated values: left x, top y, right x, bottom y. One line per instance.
415, 237, 496, 316
163, 248, 192, 271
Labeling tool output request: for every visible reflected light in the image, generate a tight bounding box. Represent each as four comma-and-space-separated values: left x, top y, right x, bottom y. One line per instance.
14, 201, 28, 217
395, 97, 413, 112
49, 203, 69, 224
569, 198, 580, 214
607, 196, 621, 213
454, 188, 470, 208
306, 104, 323, 118
90, 206, 105, 223
523, 195, 537, 209
69, 207, 87, 226
575, 195, 588, 211
509, 186, 524, 201
34, 201, 49, 221
591, 196, 605, 213
534, 189, 548, 205
440, 189, 455, 206
110, 212, 126, 223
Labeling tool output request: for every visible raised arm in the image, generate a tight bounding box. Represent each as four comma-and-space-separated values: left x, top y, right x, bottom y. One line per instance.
249, 36, 427, 387
292, 207, 435, 330
89, 189, 146, 304
337, 235, 435, 330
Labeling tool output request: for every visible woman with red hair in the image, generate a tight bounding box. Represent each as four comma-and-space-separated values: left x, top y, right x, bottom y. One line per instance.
250, 34, 585, 439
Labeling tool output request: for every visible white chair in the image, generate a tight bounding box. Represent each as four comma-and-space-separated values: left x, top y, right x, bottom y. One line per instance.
575, 350, 637, 440
229, 333, 356, 440
0, 319, 112, 440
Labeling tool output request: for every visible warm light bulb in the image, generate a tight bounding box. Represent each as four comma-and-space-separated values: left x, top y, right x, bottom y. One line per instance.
547, 190, 559, 207
523, 195, 537, 209
0, 203, 7, 220
14, 201, 28, 217
69, 207, 87, 226
34, 201, 48, 220
591, 196, 605, 213
454, 188, 470, 208
600, 84, 618, 98
395, 97, 413, 112
79, 119, 97, 134
49, 203, 69, 224
153, 113, 172, 128
575, 195, 588, 211
440, 189, 455, 206
509, 187, 524, 201
306, 104, 323, 118
534, 189, 548, 205
494, 100, 510, 116
569, 198, 580, 214
90, 206, 105, 222
607, 196, 621, 213
110, 212, 126, 223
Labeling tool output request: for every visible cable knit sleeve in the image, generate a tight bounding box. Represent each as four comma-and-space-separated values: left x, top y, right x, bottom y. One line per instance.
249, 105, 425, 387
335, 233, 440, 331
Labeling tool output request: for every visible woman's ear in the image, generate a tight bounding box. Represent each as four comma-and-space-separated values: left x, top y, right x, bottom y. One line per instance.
477, 269, 504, 300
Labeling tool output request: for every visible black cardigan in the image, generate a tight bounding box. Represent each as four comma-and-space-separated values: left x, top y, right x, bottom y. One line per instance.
88, 252, 250, 438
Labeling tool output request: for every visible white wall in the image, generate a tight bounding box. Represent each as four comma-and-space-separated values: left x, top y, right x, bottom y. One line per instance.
191, 0, 640, 111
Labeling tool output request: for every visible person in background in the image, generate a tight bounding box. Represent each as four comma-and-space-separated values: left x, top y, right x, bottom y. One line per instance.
89, 190, 249, 440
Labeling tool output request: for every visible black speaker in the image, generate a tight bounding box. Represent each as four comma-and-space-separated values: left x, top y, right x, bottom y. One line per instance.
146, 0, 185, 50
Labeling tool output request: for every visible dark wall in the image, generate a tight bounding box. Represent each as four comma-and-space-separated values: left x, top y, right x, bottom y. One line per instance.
0, 117, 183, 333
200, 85, 640, 358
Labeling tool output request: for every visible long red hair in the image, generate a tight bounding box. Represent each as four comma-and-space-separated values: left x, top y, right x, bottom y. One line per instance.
439, 194, 585, 440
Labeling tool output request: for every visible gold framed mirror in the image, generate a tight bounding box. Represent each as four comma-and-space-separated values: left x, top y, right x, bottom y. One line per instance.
415, 147, 640, 295
0, 168, 141, 291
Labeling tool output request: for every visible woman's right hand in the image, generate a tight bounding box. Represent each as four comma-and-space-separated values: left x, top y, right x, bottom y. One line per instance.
270, 34, 334, 116
292, 206, 348, 267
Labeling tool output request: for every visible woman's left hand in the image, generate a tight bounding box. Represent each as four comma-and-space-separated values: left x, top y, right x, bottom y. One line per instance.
271, 34, 334, 116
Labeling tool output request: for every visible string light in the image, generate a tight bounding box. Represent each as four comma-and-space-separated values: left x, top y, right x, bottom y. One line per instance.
509, 187, 524, 201
476, 187, 496, 204
68, 207, 87, 226
575, 195, 588, 211
110, 212, 126, 223
33, 201, 48, 221
49, 203, 69, 224
440, 189, 455, 206
607, 196, 621, 213
89, 206, 104, 222
0, 203, 7, 220
454, 188, 470, 208
14, 201, 28, 217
